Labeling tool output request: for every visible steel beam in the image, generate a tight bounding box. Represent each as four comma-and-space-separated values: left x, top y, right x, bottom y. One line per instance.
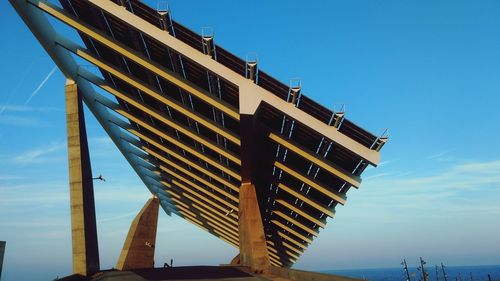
271, 220, 312, 244
138, 135, 239, 192
282, 242, 303, 256
275, 162, 346, 205
275, 199, 327, 228
168, 176, 238, 212
277, 183, 334, 217
162, 181, 237, 219
191, 203, 238, 227
129, 128, 241, 181
146, 148, 239, 207
269, 132, 361, 188
172, 190, 238, 221
273, 211, 319, 237
79, 68, 241, 164
277, 232, 307, 250
164, 196, 241, 246
192, 204, 238, 227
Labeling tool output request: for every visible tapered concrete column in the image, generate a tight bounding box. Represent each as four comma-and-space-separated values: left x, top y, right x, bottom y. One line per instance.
116, 197, 160, 270
238, 183, 271, 272
65, 79, 100, 276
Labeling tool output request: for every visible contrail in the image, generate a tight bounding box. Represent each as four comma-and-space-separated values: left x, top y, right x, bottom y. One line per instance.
0, 60, 36, 115
25, 66, 57, 105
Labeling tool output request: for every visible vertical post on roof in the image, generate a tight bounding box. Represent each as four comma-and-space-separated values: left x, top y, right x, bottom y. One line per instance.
65, 79, 100, 276
237, 114, 271, 272
116, 197, 160, 270
246, 53, 258, 83
289, 78, 301, 106
202, 27, 215, 59
371, 129, 389, 152
332, 104, 345, 129
157, 1, 172, 33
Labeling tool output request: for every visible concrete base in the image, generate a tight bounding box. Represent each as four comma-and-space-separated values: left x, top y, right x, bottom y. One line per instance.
56, 266, 362, 281
116, 198, 160, 270
266, 267, 362, 281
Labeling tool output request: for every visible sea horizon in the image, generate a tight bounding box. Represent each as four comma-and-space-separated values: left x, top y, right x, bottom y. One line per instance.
321, 264, 500, 281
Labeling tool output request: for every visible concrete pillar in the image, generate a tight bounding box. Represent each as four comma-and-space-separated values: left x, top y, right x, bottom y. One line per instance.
238, 183, 271, 273
116, 197, 160, 270
65, 79, 100, 276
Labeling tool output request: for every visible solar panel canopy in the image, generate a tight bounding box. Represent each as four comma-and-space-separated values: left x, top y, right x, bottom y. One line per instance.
14, 0, 386, 267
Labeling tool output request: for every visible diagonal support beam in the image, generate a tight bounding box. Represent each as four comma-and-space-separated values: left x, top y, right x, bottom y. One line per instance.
269, 132, 361, 188
161, 181, 237, 219
277, 183, 334, 217
129, 128, 241, 181
7, 0, 173, 217
116, 197, 160, 270
275, 162, 347, 205
144, 147, 239, 206
79, 68, 241, 164
273, 211, 319, 237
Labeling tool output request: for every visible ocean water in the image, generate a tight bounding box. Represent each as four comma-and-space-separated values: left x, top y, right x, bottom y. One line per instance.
324, 265, 500, 281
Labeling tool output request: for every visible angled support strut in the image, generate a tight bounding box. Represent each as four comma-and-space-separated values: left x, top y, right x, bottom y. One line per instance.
116, 197, 160, 270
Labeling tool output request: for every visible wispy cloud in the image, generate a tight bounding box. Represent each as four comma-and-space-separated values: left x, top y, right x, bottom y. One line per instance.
362, 172, 393, 180
0, 115, 46, 127
352, 159, 500, 219
0, 105, 60, 113
0, 175, 22, 181
0, 59, 36, 115
388, 160, 500, 190
89, 136, 113, 146
97, 211, 138, 223
0, 181, 151, 209
378, 159, 396, 167
13, 141, 66, 164
25, 66, 58, 104
427, 149, 455, 161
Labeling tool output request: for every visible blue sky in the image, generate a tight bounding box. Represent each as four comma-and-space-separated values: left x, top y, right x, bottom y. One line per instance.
1, 0, 500, 280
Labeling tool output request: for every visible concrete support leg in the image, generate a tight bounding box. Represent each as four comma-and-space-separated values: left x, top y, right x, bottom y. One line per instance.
116, 197, 160, 270
65, 79, 100, 276
238, 183, 271, 273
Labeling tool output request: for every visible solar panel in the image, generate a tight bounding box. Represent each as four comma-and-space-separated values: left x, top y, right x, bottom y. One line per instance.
14, 0, 386, 267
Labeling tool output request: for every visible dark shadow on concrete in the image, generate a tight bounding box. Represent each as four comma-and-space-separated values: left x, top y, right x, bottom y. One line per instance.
131, 266, 252, 280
